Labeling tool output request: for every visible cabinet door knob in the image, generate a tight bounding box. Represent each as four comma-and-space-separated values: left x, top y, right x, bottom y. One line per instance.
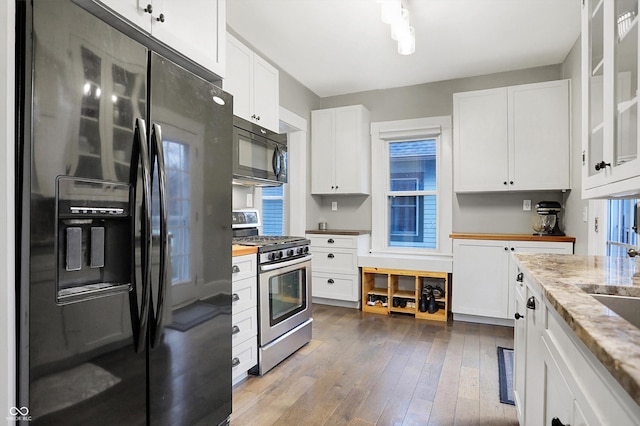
516, 272, 523, 282
509, 181, 514, 185
510, 247, 515, 251
327, 253, 335, 259
628, 248, 638, 258
327, 279, 335, 284
327, 238, 335, 244
232, 325, 240, 335
156, 13, 165, 23
503, 181, 508, 185
144, 4, 153, 13
514, 312, 524, 320
504, 247, 508, 251
594, 161, 611, 171
526, 296, 536, 310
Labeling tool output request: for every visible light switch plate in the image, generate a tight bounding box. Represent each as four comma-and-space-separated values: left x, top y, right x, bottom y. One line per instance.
246, 193, 253, 207
523, 200, 531, 211
331, 201, 337, 211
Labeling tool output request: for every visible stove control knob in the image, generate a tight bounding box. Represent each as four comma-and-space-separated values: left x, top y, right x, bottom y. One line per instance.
287, 249, 294, 256
296, 247, 304, 255
277, 251, 284, 259
304, 247, 309, 253
268, 252, 276, 261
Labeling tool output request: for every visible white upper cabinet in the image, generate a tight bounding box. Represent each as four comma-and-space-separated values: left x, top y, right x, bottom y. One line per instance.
225, 33, 279, 132
97, 0, 226, 77
582, 0, 640, 198
453, 80, 571, 193
311, 105, 371, 195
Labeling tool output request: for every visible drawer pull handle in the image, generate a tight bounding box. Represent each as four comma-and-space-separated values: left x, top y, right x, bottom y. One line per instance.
232, 293, 240, 302
516, 272, 523, 282
514, 312, 524, 320
327, 238, 334, 244
526, 296, 536, 310
232, 325, 240, 335
327, 253, 334, 259
327, 279, 335, 284
231, 357, 240, 367
232, 265, 240, 274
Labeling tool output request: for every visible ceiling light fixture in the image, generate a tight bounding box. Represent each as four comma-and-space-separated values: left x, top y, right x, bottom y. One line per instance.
379, 0, 415, 55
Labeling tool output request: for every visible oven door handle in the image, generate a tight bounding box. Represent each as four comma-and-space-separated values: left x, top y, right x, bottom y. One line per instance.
260, 255, 313, 272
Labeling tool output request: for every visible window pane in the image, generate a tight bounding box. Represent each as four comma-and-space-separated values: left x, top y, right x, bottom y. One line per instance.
262, 185, 285, 236
388, 195, 436, 248
389, 140, 436, 191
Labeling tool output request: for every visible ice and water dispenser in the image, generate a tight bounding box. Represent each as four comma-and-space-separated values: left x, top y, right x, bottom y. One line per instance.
56, 177, 132, 304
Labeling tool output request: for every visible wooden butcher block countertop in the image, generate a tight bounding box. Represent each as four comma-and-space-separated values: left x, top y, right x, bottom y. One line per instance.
232, 245, 258, 257
450, 233, 576, 243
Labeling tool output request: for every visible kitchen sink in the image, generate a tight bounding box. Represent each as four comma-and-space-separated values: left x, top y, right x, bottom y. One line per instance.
591, 294, 640, 329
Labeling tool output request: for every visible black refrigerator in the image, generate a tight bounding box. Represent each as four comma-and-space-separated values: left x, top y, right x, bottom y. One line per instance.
16, 1, 233, 425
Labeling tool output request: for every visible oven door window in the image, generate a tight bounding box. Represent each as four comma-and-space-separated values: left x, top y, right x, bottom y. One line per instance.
269, 268, 306, 326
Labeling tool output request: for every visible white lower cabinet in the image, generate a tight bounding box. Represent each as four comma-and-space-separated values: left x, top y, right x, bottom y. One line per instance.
231, 253, 257, 384
514, 271, 640, 425
512, 275, 526, 424
452, 238, 573, 323
306, 233, 370, 308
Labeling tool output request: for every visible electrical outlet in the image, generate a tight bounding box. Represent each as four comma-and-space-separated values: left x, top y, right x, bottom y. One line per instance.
331, 201, 337, 211
523, 200, 531, 211
246, 193, 253, 208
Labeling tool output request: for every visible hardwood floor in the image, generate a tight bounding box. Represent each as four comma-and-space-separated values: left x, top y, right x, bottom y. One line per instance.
231, 304, 518, 426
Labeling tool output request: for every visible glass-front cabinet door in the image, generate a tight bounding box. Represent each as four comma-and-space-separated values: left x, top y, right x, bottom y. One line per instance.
583, 0, 640, 197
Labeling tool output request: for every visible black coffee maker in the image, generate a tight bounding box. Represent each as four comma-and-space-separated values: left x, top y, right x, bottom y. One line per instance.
532, 201, 565, 236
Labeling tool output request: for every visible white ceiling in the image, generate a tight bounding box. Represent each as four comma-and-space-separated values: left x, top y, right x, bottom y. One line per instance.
226, 0, 582, 98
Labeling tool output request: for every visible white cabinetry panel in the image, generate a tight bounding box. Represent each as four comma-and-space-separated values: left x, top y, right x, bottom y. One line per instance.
225, 33, 279, 132
454, 80, 570, 192
307, 233, 370, 307
98, 0, 226, 76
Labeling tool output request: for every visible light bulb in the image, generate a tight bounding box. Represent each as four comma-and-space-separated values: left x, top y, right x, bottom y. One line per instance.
397, 27, 415, 55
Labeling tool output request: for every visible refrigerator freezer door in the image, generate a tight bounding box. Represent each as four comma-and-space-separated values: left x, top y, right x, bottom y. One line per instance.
24, 1, 149, 424
147, 53, 233, 426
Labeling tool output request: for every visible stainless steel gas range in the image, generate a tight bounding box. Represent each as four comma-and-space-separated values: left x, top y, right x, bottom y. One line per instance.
232, 210, 313, 375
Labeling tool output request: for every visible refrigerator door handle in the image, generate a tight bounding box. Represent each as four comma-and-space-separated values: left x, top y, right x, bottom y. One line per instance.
150, 123, 169, 349
130, 117, 153, 353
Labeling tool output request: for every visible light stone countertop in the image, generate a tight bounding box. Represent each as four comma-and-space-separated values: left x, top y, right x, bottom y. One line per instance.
513, 253, 640, 406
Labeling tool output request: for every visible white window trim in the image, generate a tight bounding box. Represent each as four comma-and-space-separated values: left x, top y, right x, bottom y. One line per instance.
370, 116, 453, 256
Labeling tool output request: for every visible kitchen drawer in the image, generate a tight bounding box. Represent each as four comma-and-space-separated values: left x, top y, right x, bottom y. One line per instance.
232, 306, 257, 347
231, 276, 257, 314
232, 253, 257, 282
232, 336, 257, 382
308, 235, 358, 249
312, 272, 359, 302
312, 248, 358, 274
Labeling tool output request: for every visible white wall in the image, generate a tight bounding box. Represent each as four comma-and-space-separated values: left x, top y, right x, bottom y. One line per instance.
561, 34, 590, 255
1, 0, 16, 422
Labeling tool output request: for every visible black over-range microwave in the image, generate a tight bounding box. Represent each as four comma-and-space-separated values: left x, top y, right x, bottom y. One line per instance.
232, 115, 287, 186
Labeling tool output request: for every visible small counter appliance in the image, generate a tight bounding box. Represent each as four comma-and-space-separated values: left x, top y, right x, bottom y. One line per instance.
532, 201, 565, 236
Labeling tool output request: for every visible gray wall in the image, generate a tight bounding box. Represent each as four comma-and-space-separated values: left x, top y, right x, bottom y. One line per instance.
310, 65, 575, 237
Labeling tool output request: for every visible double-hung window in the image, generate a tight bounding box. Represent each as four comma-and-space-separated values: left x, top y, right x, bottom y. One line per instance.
388, 140, 437, 248
371, 116, 452, 254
